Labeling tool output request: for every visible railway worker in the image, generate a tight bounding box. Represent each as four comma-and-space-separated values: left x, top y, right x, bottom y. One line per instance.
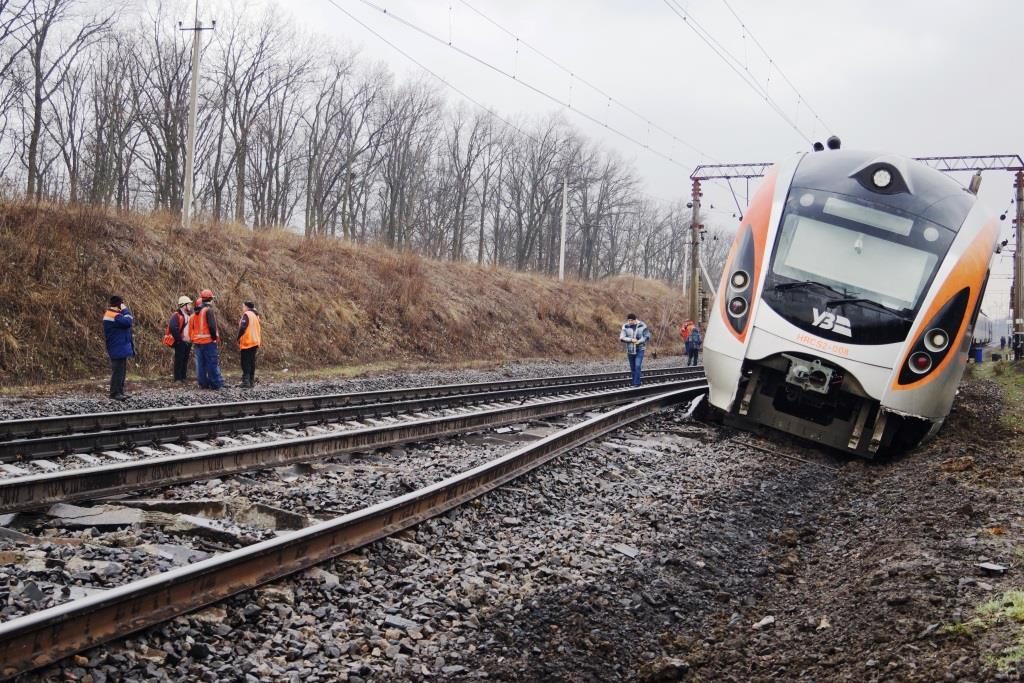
237, 301, 262, 388
102, 295, 134, 401
619, 313, 651, 387
189, 289, 225, 390
679, 319, 695, 355
166, 296, 194, 382
1001, 336, 1007, 350
685, 324, 703, 367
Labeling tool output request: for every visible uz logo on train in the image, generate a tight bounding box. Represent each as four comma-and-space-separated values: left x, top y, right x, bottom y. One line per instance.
811, 307, 851, 337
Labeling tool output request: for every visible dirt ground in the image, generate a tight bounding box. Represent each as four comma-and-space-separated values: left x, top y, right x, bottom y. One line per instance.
462, 365, 1024, 682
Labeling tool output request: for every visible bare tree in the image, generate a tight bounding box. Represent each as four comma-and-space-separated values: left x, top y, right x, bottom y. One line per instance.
130, 5, 193, 212
43, 59, 85, 201
216, 7, 292, 225
0, 1, 31, 149
84, 33, 140, 208
249, 43, 310, 228
20, 0, 115, 198
378, 80, 440, 249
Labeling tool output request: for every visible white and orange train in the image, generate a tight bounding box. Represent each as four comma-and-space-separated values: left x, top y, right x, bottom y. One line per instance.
703, 147, 1000, 456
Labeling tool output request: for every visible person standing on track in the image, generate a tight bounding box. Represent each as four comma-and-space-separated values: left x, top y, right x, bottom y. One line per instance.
166, 295, 193, 382
102, 295, 134, 401
237, 301, 262, 388
619, 313, 651, 387
189, 289, 225, 390
685, 324, 702, 367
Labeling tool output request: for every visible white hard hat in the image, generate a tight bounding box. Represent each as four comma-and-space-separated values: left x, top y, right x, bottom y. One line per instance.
177, 295, 192, 306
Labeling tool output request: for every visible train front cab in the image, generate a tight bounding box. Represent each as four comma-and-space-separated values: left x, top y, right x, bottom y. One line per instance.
703, 150, 998, 457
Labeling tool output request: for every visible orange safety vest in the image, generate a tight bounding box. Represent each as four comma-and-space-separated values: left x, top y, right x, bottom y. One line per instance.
239, 310, 262, 349
189, 307, 214, 345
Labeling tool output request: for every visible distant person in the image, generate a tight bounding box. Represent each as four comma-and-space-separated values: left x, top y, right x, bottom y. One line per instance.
165, 295, 194, 382
102, 295, 134, 401
1000, 336, 1006, 350
619, 313, 651, 387
237, 301, 262, 388
189, 289, 224, 390
686, 324, 703, 367
679, 319, 695, 356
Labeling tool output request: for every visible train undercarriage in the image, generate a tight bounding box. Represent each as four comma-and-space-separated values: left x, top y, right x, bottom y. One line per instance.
722, 354, 935, 457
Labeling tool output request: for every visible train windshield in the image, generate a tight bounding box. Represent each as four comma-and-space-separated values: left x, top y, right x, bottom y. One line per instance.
773, 214, 936, 311
763, 189, 955, 344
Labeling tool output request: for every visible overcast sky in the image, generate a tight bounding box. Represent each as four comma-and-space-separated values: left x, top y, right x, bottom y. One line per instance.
240, 0, 1021, 319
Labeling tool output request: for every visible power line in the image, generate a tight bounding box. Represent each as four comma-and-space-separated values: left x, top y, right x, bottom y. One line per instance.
322, 0, 540, 144
662, 0, 812, 145
456, 0, 718, 163
339, 0, 699, 171
718, 0, 832, 136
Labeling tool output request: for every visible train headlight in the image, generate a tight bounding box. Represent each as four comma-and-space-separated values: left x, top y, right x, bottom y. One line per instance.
728, 296, 748, 318
908, 352, 932, 374
924, 328, 949, 353
872, 168, 892, 188
730, 270, 750, 290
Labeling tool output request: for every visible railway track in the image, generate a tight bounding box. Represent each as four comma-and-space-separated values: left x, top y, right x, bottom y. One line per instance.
0, 367, 697, 462
0, 383, 707, 679
0, 373, 705, 514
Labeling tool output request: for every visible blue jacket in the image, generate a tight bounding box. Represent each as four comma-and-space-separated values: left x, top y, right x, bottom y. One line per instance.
103, 306, 135, 360
686, 328, 702, 352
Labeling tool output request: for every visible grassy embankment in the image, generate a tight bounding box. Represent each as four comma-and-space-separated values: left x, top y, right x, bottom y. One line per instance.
0, 201, 689, 390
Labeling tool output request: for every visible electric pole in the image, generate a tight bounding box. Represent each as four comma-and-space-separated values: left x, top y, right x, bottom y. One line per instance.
180, 6, 215, 230
688, 178, 702, 324
1014, 169, 1024, 355
559, 177, 567, 281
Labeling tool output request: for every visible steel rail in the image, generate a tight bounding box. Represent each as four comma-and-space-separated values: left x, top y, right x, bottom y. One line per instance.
0, 368, 689, 441
0, 379, 707, 514
0, 383, 706, 679
0, 369, 703, 461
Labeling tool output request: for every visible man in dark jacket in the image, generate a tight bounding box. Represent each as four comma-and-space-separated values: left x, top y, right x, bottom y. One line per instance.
685, 325, 702, 367
102, 295, 134, 400
168, 295, 193, 382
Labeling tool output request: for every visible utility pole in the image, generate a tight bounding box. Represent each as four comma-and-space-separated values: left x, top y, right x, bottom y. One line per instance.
559, 177, 567, 281
1014, 169, 1024, 356
180, 6, 215, 230
688, 178, 702, 324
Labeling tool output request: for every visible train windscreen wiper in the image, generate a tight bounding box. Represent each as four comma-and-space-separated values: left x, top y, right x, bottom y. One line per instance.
826, 298, 911, 320
774, 280, 845, 297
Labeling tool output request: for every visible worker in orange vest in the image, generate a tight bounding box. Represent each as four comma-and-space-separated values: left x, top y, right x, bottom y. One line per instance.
237, 301, 262, 388
679, 319, 695, 356
189, 289, 224, 390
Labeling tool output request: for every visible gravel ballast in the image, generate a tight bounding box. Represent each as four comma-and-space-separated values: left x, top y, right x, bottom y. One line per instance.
5, 360, 1021, 681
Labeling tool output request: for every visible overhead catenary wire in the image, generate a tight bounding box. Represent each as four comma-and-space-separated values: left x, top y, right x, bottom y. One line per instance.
322, 0, 540, 144
456, 0, 718, 164
337, 0, 699, 171
662, 0, 813, 145
718, 0, 832, 136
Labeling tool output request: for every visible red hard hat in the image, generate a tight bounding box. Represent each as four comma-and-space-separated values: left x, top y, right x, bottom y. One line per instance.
200, 289, 215, 299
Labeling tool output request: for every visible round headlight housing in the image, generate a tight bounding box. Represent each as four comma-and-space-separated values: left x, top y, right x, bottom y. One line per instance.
908, 352, 932, 375
728, 296, 748, 318
730, 270, 750, 291
872, 168, 892, 188
924, 328, 949, 353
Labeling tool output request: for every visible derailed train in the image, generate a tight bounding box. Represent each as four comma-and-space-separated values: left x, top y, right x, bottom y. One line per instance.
703, 146, 1000, 456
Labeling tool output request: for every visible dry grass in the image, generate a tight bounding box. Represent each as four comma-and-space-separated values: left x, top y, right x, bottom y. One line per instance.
0, 200, 690, 383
